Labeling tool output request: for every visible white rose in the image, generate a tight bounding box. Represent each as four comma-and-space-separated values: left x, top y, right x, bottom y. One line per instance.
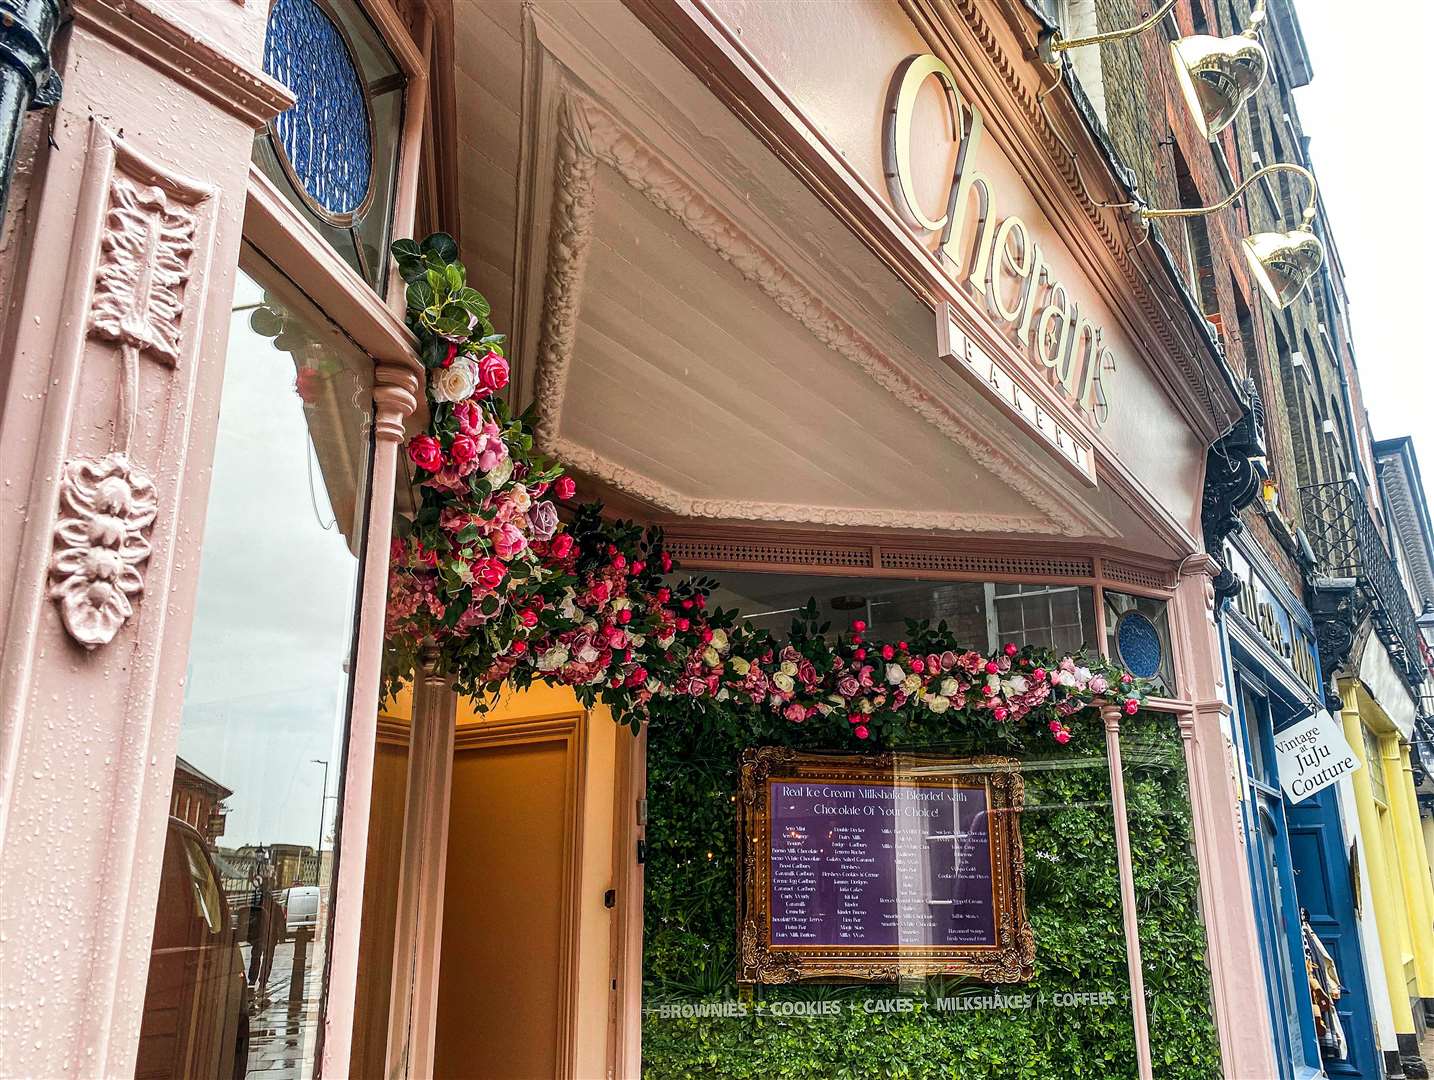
901, 674, 921, 695
1006, 675, 1029, 694
703, 646, 720, 667
729, 656, 751, 676
886, 664, 906, 686
431, 358, 479, 403
485, 454, 514, 487
780, 660, 798, 677
927, 695, 951, 714
536, 646, 569, 672
939, 678, 959, 697
772, 673, 795, 694
710, 628, 729, 651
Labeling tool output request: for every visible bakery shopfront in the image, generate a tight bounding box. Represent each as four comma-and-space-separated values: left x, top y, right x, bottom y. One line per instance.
0, 1, 1287, 1078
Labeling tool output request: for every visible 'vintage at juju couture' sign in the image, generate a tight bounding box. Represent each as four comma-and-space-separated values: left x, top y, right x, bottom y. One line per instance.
885, 55, 1118, 432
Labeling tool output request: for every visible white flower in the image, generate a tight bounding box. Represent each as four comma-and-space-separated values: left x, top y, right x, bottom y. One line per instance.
1074, 666, 1092, 686
703, 646, 720, 667
1006, 675, 1029, 694
557, 588, 580, 622
779, 660, 798, 677
901, 674, 921, 695
485, 455, 514, 488
772, 673, 795, 694
940, 677, 960, 697
716, 688, 730, 702
509, 484, 531, 512
886, 664, 906, 686
575, 641, 599, 664
729, 656, 751, 676
431, 358, 479, 402
927, 695, 951, 714
536, 646, 569, 672
710, 628, 729, 651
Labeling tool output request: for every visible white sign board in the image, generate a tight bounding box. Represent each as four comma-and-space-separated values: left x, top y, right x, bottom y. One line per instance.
1274, 711, 1360, 804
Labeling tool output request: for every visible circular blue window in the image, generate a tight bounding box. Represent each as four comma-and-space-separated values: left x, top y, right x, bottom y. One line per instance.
1116, 611, 1163, 680
263, 0, 374, 222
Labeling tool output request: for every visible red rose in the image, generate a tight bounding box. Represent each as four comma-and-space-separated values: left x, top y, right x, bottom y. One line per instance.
984, 661, 999, 675
474, 558, 505, 590
450, 434, 478, 464
443, 342, 459, 368
656, 587, 671, 604
550, 533, 573, 558
407, 434, 443, 472
852, 620, 867, 633
554, 476, 577, 500
854, 724, 870, 740
881, 644, 895, 661
617, 608, 632, 624
660, 552, 672, 573
477, 351, 509, 392
511, 640, 527, 655
519, 609, 539, 628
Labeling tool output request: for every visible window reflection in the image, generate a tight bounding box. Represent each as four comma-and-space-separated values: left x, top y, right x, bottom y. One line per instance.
706, 572, 1099, 654
135, 265, 373, 1080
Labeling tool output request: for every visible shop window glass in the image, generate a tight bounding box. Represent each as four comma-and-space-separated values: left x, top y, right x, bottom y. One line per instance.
256, 0, 405, 292
135, 264, 374, 1080
706, 573, 1098, 655
1103, 591, 1175, 694
1363, 725, 1387, 805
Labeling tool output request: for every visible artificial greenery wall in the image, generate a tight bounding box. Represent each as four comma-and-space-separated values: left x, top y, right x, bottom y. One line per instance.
641, 702, 1221, 1079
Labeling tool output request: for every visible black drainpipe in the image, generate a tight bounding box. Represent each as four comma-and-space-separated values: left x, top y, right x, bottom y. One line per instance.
0, 0, 62, 223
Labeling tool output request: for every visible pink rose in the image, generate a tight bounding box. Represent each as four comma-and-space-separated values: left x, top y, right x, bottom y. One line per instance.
450, 434, 478, 465
453, 399, 483, 435
477, 351, 509, 392
554, 475, 577, 500
783, 702, 807, 724
407, 434, 443, 472
854, 724, 870, 740
1088, 675, 1109, 695
550, 533, 574, 558
473, 557, 505, 590
1054, 728, 1071, 745
493, 523, 528, 559
837, 676, 860, 698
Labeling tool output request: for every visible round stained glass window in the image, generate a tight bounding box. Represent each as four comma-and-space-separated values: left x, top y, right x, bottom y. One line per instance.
263, 0, 374, 223
1116, 611, 1163, 680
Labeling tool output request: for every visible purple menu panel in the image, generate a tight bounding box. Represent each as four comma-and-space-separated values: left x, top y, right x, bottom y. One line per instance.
768, 780, 996, 949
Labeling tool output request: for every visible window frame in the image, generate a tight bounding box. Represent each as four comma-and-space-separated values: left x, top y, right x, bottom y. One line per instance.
236, 1, 431, 1075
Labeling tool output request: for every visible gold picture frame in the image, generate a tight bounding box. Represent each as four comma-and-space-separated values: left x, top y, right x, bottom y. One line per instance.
736, 746, 1034, 984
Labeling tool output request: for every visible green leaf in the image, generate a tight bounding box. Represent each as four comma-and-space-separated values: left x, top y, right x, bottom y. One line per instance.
420, 231, 459, 262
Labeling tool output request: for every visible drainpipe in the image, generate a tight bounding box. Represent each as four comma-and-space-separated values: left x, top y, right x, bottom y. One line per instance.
0, 0, 62, 224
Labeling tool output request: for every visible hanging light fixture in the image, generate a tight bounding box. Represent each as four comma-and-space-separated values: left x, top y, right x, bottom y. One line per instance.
1042, 0, 1268, 139
1137, 162, 1324, 309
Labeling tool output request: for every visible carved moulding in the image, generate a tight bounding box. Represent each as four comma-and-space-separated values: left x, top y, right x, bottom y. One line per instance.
530, 91, 1110, 539
736, 746, 1034, 984
46, 125, 212, 650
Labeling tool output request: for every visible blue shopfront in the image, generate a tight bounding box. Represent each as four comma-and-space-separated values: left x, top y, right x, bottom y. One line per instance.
1221, 536, 1381, 1080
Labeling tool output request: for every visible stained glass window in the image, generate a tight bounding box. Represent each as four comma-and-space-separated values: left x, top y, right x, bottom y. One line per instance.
257, 0, 404, 293
1103, 591, 1175, 693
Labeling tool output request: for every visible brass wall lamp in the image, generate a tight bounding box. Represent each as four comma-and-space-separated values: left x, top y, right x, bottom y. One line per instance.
1135, 162, 1324, 308
1040, 0, 1269, 139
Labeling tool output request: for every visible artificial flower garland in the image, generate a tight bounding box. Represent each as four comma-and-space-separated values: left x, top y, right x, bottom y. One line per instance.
383, 234, 1149, 744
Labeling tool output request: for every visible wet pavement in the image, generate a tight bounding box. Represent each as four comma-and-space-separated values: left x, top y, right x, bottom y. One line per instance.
240, 932, 324, 1079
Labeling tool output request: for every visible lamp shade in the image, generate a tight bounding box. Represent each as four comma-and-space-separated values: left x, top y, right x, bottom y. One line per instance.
1241, 228, 1324, 308
1170, 32, 1268, 138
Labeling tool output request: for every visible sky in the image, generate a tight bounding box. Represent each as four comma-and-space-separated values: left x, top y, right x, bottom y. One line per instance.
1291, 0, 1434, 500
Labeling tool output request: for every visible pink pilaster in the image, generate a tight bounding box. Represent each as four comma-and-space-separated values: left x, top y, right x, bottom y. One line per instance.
0, 2, 287, 1075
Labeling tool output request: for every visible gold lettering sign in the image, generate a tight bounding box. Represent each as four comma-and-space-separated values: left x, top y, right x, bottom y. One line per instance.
884, 54, 1117, 427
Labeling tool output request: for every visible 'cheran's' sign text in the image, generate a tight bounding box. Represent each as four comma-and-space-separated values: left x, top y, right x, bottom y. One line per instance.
885, 54, 1117, 427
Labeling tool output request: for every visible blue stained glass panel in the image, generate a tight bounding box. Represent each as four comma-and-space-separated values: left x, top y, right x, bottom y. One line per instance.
1116, 611, 1163, 679
264, 0, 373, 219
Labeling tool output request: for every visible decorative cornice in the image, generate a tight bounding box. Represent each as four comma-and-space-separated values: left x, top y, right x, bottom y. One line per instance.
70, 0, 293, 129
533, 92, 1112, 538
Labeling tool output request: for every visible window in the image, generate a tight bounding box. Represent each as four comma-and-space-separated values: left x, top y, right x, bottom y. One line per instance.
135, 263, 376, 1080
1104, 591, 1175, 693
255, 0, 406, 292
1364, 724, 1388, 805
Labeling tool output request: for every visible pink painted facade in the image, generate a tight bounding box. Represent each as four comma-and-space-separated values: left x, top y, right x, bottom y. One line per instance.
0, 1, 1276, 1078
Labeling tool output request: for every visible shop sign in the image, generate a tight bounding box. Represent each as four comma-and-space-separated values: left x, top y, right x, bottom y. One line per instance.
886, 55, 1118, 429
1274, 711, 1360, 803
736, 747, 1033, 984
1224, 542, 1321, 697
937, 302, 1095, 485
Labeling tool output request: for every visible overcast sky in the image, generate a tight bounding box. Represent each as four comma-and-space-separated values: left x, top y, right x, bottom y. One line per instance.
1292, 0, 1433, 498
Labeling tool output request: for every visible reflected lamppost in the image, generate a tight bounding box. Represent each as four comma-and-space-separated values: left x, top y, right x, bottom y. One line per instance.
310, 759, 329, 863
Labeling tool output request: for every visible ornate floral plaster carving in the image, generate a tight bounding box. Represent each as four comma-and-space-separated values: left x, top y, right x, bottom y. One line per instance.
48, 167, 200, 649
48, 454, 158, 649
533, 93, 1110, 537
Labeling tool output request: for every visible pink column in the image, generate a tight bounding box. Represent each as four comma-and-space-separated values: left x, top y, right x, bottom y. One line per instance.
1101, 703, 1154, 1080
0, 2, 287, 1075
1170, 556, 1279, 1079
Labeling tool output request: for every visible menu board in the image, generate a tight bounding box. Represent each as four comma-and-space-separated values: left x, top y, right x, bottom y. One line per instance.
768, 781, 996, 948
737, 748, 1032, 984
